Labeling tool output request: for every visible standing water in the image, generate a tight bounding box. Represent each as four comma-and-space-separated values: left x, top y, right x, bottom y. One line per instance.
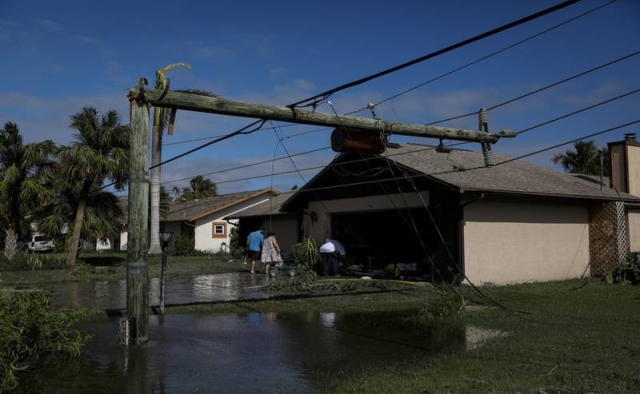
17, 274, 504, 393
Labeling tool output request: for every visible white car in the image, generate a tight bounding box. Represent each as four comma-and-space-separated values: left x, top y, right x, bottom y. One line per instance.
27, 234, 55, 252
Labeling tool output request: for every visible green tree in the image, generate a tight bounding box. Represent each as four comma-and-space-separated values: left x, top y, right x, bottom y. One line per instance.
0, 122, 56, 237
552, 140, 609, 176
59, 107, 129, 266
174, 175, 218, 203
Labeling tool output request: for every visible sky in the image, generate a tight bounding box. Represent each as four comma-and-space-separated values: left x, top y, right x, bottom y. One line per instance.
1, 0, 639, 195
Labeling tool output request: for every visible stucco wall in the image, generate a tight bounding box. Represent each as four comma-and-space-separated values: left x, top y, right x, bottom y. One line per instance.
627, 145, 640, 197
628, 209, 640, 252
262, 216, 299, 260
193, 196, 274, 252
610, 144, 626, 192
463, 198, 590, 285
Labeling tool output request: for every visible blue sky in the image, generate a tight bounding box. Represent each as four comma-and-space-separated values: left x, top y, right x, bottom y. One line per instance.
1, 0, 639, 194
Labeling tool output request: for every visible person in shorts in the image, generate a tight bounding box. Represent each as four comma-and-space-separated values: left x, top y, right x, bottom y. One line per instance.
246, 227, 265, 274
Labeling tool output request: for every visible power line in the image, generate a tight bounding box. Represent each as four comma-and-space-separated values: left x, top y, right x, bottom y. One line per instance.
161, 88, 639, 188
287, 0, 582, 109
426, 49, 640, 125
347, 0, 616, 116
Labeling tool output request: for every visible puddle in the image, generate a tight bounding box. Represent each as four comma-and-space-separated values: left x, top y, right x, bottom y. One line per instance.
18, 311, 506, 393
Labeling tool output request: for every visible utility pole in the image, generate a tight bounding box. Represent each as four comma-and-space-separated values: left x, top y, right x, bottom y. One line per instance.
123, 84, 517, 344
126, 83, 151, 345
129, 88, 516, 143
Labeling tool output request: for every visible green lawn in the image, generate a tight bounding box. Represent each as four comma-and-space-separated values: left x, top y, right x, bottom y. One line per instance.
172, 278, 640, 394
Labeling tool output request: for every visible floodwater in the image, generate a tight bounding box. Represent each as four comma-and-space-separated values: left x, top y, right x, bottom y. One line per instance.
15, 273, 505, 393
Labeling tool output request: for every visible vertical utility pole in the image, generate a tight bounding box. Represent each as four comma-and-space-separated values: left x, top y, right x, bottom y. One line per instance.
126, 85, 150, 345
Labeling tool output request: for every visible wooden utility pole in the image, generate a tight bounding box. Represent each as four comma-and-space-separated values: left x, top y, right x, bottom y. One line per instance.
129, 88, 517, 143
126, 90, 150, 345
122, 84, 517, 344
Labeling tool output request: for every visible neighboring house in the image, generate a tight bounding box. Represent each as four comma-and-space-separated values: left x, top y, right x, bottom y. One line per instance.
96, 196, 128, 251
277, 134, 640, 285
223, 192, 300, 259
162, 188, 280, 252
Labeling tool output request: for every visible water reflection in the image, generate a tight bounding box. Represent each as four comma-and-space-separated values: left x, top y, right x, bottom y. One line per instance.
37, 273, 283, 310
20, 311, 506, 393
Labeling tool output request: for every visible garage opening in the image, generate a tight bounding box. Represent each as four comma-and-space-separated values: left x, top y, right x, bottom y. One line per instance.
331, 207, 460, 282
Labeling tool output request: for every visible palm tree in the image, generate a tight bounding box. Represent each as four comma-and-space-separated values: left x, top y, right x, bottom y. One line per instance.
148, 63, 191, 255
552, 140, 609, 176
35, 180, 125, 250
177, 175, 217, 202
0, 122, 56, 237
59, 107, 129, 266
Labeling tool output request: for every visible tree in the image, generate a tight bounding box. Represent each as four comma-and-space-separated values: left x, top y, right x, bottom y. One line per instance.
59, 107, 129, 266
148, 63, 191, 256
0, 122, 56, 237
552, 140, 609, 176
175, 175, 218, 203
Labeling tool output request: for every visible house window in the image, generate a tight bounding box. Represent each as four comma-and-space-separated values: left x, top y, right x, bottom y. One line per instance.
212, 222, 227, 238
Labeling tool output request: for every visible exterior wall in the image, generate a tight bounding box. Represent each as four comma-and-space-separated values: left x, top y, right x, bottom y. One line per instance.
192, 196, 275, 252
262, 216, 299, 260
120, 229, 128, 250
609, 144, 626, 192
306, 192, 429, 243
628, 209, 640, 252
463, 198, 590, 285
194, 216, 237, 252
627, 145, 640, 197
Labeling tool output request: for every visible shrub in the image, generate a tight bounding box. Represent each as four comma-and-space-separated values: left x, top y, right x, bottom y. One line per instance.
0, 291, 91, 391
290, 237, 321, 271
171, 234, 195, 256
605, 252, 640, 285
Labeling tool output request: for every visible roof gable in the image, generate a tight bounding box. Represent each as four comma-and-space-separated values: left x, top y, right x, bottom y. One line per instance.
164, 188, 279, 222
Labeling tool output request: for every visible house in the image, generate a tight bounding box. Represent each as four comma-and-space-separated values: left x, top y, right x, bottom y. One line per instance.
96, 196, 128, 251
273, 135, 640, 285
162, 188, 280, 252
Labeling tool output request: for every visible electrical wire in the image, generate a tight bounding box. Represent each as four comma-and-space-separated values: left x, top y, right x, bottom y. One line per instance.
346, 0, 617, 116
426, 50, 640, 126
287, 0, 582, 109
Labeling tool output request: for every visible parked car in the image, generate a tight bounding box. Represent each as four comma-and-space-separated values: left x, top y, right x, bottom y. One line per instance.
27, 234, 55, 252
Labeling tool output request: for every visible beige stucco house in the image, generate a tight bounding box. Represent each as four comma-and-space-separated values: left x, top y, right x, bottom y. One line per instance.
275, 134, 640, 285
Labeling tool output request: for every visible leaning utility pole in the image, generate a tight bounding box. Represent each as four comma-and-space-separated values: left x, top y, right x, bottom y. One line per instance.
129, 88, 517, 143
124, 84, 517, 344
125, 83, 151, 345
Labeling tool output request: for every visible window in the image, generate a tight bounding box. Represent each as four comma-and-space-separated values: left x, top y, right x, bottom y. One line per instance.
212, 222, 227, 238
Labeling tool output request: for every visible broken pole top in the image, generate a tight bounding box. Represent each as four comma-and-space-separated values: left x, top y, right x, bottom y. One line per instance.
127, 87, 516, 143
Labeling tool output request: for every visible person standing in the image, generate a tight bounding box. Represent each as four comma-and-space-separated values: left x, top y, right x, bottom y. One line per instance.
261, 232, 281, 275
247, 227, 264, 274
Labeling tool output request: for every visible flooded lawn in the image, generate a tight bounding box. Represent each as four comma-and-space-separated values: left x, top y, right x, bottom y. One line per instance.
19, 311, 504, 393
12, 273, 506, 393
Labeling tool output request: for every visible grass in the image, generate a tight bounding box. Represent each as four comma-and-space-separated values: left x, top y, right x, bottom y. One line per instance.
0, 252, 245, 284
2, 257, 639, 393
172, 278, 640, 394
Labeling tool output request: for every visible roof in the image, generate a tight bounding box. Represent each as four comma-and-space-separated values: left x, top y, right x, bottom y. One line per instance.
223, 192, 296, 219
163, 188, 279, 222
281, 143, 640, 211
385, 143, 639, 201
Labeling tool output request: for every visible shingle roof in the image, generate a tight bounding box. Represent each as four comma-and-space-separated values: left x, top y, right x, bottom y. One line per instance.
223, 192, 296, 219
385, 143, 640, 201
163, 188, 278, 222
